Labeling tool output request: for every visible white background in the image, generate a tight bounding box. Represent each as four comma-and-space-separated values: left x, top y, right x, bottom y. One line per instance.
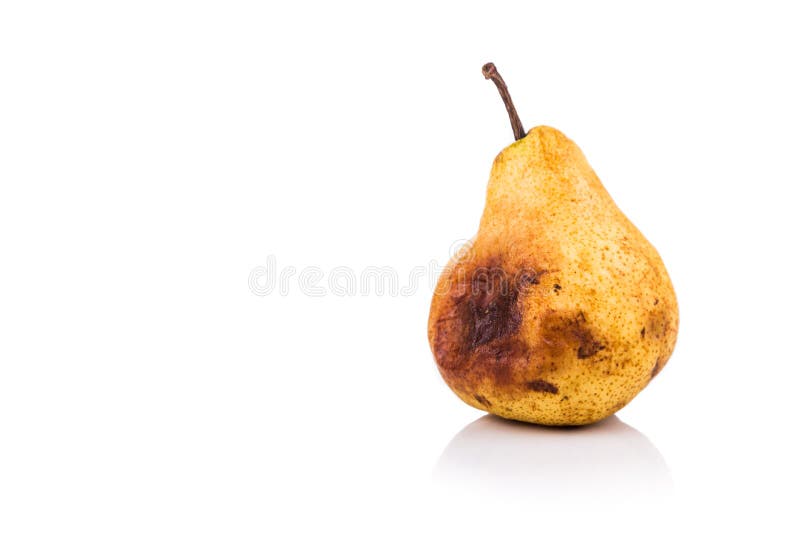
2, 2, 799, 532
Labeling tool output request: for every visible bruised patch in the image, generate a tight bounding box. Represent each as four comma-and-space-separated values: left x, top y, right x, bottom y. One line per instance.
465, 265, 522, 349
471, 337, 530, 385
646, 307, 671, 340
536, 310, 606, 361
577, 339, 605, 359
572, 312, 606, 359
432, 257, 534, 390
527, 379, 559, 394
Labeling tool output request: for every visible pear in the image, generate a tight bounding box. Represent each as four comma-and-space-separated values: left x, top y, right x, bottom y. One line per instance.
427, 63, 678, 426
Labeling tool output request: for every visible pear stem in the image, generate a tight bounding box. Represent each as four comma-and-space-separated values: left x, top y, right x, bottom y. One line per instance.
482, 62, 526, 141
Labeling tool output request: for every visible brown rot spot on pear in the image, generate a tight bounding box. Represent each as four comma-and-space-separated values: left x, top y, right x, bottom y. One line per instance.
577, 339, 605, 359
535, 310, 606, 362
572, 312, 606, 359
431, 257, 539, 390
466, 264, 522, 349
646, 308, 670, 340
527, 379, 559, 394
473, 394, 492, 407
472, 338, 530, 385
640, 327, 646, 338
553, 283, 561, 293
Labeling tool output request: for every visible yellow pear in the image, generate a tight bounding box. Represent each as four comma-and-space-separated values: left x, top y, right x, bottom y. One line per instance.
427, 63, 678, 425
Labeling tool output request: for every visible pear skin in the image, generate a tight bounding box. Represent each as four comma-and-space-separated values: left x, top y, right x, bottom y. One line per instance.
428, 66, 678, 425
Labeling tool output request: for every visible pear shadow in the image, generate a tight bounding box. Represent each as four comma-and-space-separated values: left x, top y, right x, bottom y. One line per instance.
434, 415, 672, 500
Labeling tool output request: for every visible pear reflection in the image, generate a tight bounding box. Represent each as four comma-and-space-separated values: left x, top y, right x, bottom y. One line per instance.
434, 415, 672, 499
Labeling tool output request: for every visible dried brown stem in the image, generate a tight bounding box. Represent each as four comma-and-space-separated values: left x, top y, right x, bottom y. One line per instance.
482, 62, 526, 141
